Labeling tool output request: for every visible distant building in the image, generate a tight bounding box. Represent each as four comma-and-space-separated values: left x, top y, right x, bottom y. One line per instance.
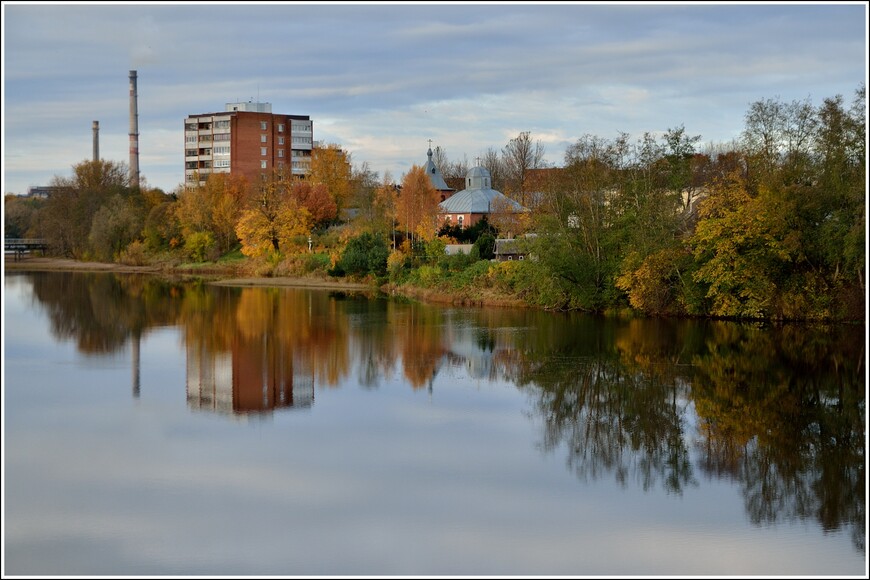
423, 146, 455, 201
493, 236, 534, 262
25, 186, 66, 198
184, 102, 313, 187
438, 164, 525, 229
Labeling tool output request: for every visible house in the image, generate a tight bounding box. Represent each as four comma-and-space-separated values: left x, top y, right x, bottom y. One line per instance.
493, 234, 537, 262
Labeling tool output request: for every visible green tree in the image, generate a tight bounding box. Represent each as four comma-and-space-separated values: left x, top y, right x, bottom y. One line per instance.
88, 194, 145, 262
4, 194, 44, 238
334, 231, 390, 278
37, 159, 134, 258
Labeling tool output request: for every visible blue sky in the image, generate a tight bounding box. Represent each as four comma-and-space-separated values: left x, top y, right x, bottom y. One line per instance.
2, 1, 867, 196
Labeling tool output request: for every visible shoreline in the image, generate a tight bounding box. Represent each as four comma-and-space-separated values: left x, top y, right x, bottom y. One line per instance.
3, 256, 376, 292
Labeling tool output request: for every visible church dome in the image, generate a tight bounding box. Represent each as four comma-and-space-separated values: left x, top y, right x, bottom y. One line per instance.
466, 166, 491, 190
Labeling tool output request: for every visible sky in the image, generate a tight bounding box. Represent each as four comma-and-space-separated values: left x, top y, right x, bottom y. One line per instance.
2, 1, 867, 196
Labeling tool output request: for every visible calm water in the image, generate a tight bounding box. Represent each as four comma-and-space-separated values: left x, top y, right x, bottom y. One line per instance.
3, 271, 866, 576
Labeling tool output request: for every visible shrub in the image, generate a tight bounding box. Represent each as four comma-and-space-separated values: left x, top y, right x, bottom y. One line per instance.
118, 240, 147, 266
184, 231, 217, 262
332, 231, 390, 278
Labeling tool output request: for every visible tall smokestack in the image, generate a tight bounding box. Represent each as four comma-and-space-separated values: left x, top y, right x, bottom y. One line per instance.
92, 120, 99, 162
128, 70, 140, 189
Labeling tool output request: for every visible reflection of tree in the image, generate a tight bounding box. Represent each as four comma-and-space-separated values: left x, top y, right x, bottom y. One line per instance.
393, 302, 446, 389
691, 323, 865, 552
26, 271, 183, 355
342, 296, 398, 389
20, 271, 865, 551
508, 314, 699, 494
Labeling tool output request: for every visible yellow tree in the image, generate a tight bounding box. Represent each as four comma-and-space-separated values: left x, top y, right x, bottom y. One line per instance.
372, 171, 398, 239
235, 176, 311, 258
397, 165, 440, 241
210, 173, 249, 253
310, 143, 353, 216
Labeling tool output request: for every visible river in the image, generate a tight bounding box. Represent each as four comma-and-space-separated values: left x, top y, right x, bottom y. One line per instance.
3, 271, 866, 575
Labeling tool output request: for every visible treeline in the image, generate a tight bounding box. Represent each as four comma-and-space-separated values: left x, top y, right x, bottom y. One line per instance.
502, 86, 866, 321
5, 86, 865, 321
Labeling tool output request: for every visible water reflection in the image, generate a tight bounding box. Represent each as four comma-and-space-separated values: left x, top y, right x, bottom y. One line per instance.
12, 271, 866, 553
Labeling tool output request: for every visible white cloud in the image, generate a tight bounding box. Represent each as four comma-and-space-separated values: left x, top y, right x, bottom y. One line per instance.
3, 3, 866, 195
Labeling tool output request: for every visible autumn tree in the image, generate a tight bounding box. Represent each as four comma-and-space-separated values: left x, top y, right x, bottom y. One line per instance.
174, 172, 249, 256
396, 165, 440, 242
348, 161, 380, 226
4, 194, 44, 238
235, 175, 311, 258
310, 143, 353, 217
88, 194, 144, 261
37, 159, 134, 258
488, 195, 529, 238
372, 171, 399, 241
210, 174, 250, 253
289, 180, 337, 229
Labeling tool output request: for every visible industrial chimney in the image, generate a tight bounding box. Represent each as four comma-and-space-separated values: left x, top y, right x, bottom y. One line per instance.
128, 70, 140, 189
92, 120, 99, 162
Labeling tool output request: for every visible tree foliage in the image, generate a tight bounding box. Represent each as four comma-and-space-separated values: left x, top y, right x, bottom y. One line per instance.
38, 159, 137, 259
310, 143, 353, 216
235, 177, 311, 258
333, 231, 390, 278
396, 165, 440, 241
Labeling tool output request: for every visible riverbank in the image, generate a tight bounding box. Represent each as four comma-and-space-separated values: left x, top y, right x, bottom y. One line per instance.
3, 255, 533, 308
3, 256, 376, 292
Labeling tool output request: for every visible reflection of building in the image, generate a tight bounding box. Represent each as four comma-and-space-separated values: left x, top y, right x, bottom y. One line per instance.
185, 335, 314, 416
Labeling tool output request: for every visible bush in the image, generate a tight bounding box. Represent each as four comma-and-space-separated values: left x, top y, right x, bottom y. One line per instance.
118, 240, 147, 266
472, 232, 496, 260
332, 231, 390, 279
184, 231, 217, 262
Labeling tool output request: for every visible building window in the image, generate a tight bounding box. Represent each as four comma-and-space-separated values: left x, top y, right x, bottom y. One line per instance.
260, 121, 267, 130
278, 161, 284, 169
261, 134, 267, 143
278, 124, 284, 133
185, 135, 197, 143
278, 136, 284, 145
261, 147, 267, 156
278, 149, 284, 158
261, 160, 267, 169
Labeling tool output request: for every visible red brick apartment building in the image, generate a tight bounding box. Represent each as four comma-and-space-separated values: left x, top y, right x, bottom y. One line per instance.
184, 101, 313, 187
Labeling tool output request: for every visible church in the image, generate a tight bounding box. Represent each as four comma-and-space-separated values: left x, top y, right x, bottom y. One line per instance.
433, 156, 526, 230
